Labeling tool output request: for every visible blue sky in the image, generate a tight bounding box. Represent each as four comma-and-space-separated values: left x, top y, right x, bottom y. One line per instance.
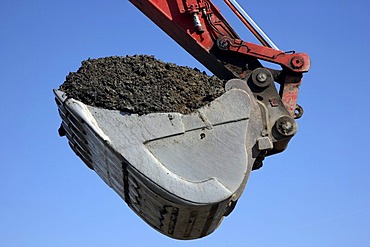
1, 0, 369, 246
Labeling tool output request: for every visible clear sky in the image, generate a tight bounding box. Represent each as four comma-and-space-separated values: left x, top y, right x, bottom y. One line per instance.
1, 0, 369, 246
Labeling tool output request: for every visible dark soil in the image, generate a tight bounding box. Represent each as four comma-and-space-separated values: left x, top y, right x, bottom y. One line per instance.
59, 55, 226, 115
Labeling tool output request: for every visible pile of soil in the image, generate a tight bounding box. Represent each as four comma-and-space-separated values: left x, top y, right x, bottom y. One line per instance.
59, 55, 226, 115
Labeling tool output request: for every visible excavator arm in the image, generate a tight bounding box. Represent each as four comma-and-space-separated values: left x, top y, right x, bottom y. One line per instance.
130, 0, 310, 157
54, 0, 310, 240
130, 0, 309, 77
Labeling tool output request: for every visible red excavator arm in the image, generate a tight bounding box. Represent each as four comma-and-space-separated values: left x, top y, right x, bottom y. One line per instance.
129, 0, 310, 75
129, 0, 310, 158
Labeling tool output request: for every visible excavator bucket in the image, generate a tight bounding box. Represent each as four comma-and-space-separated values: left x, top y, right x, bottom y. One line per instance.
54, 0, 309, 239
54, 79, 265, 240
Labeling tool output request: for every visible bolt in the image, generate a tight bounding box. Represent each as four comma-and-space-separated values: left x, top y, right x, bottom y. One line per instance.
218, 39, 229, 50
256, 72, 267, 83
252, 69, 271, 88
281, 121, 293, 132
217, 37, 232, 50
291, 56, 304, 69
275, 116, 296, 136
